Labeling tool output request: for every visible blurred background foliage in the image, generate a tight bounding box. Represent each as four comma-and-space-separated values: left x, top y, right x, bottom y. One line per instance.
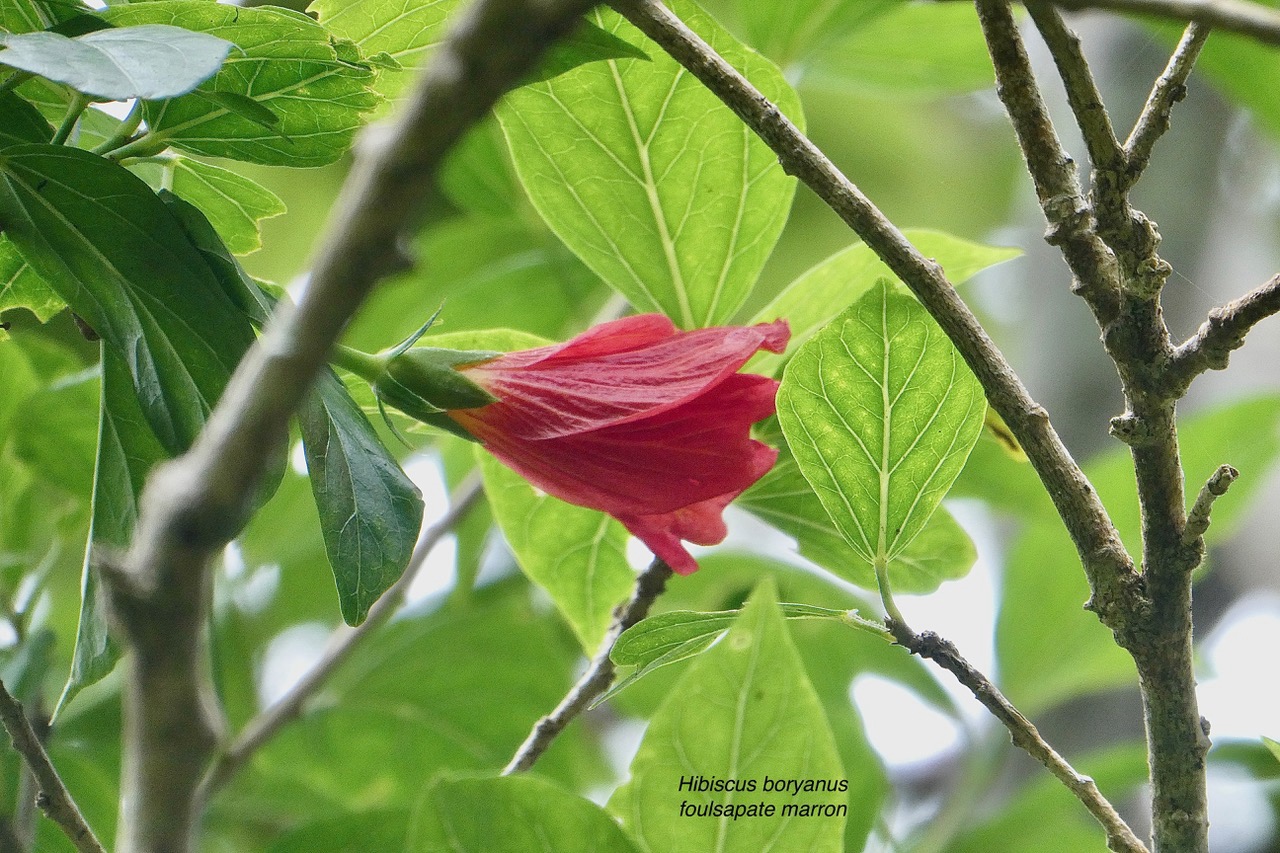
3, 0, 1280, 850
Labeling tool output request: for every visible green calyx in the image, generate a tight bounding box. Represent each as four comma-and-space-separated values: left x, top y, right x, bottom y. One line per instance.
375, 347, 500, 420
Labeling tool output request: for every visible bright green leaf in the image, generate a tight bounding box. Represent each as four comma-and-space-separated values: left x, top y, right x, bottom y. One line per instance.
0, 0, 68, 35
499, 1, 802, 328
417, 775, 643, 853
0, 144, 256, 453
749, 229, 1020, 378
798, 3, 995, 96
0, 234, 64, 333
0, 91, 53, 146
609, 580, 846, 851
527, 19, 650, 85
479, 453, 633, 652
0, 24, 233, 100
57, 349, 167, 716
298, 369, 424, 626
777, 281, 986, 575
170, 158, 286, 255
738, 0, 897, 67
309, 0, 462, 98
102, 2, 380, 166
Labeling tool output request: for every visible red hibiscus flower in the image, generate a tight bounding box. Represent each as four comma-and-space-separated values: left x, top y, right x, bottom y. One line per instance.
442, 315, 789, 575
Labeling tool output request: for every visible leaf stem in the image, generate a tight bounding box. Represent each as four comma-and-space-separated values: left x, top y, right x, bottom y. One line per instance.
873, 556, 908, 640
102, 131, 171, 163
50, 93, 90, 147
91, 101, 145, 156
329, 343, 389, 383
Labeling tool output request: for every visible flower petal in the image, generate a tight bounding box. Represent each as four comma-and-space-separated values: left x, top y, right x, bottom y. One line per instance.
460, 319, 788, 439
616, 492, 738, 576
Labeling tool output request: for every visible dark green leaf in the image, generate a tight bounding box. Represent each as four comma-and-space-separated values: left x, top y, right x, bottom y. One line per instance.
417, 775, 642, 853
0, 144, 256, 453
0, 91, 53, 146
528, 18, 649, 84
0, 24, 233, 100
299, 369, 424, 626
102, 2, 380, 166
56, 348, 167, 715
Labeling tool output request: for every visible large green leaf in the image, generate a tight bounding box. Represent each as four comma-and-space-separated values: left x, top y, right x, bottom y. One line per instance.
609, 580, 846, 852
57, 349, 167, 716
0, 234, 63, 335
298, 369, 424, 626
417, 775, 642, 853
777, 281, 986, 576
479, 453, 633, 652
998, 395, 1280, 713
749, 229, 1020, 378
308, 0, 462, 98
738, 0, 897, 67
0, 144, 256, 453
0, 0, 81, 35
499, 1, 802, 328
102, 2, 380, 166
0, 24, 233, 100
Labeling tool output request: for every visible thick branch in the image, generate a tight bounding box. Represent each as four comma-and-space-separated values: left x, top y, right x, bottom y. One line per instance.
610, 0, 1138, 622
198, 476, 483, 803
1049, 0, 1280, 46
1124, 23, 1210, 190
503, 559, 674, 774
109, 2, 599, 851
1167, 273, 1280, 393
897, 629, 1148, 853
0, 679, 105, 853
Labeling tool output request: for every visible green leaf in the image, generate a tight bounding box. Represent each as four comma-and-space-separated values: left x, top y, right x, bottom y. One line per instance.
528, 19, 650, 84
1182, 28, 1280, 142
309, 0, 463, 98
13, 77, 122, 149
609, 580, 846, 851
0, 24, 233, 100
998, 395, 1280, 713
1263, 736, 1280, 767
417, 775, 642, 853
264, 810, 412, 853
777, 281, 986, 575
102, 2, 380, 166
0, 144, 256, 453
799, 3, 995, 96
0, 0, 68, 35
0, 91, 53, 146
478, 453, 633, 652
439, 120, 520, 217
738, 0, 898, 67
0, 234, 64, 332
749, 229, 1021, 378
57, 348, 167, 715
170, 158, 286, 255
499, 1, 802, 328
298, 369, 424, 626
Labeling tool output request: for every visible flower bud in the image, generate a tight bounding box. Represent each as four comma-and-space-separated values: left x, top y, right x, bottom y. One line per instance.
374, 347, 498, 423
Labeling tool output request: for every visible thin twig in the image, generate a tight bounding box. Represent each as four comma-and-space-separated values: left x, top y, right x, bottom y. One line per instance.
503, 559, 674, 774
197, 475, 484, 803
610, 0, 1138, 626
1049, 0, 1280, 46
1183, 464, 1238, 545
0, 680, 105, 853
1123, 23, 1211, 188
1026, 2, 1125, 173
896, 629, 1149, 853
1167, 273, 1280, 392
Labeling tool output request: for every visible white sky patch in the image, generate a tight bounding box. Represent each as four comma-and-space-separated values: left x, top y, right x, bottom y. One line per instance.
1199, 592, 1280, 741
852, 675, 963, 767
402, 453, 458, 605
258, 622, 333, 709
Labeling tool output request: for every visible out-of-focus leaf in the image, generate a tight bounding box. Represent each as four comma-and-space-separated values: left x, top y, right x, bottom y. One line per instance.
500, 0, 801, 328
416, 775, 643, 853
527, 19, 649, 84
0, 235, 63, 335
102, 2, 380, 166
0, 144, 256, 454
479, 453, 633, 652
738, 0, 897, 67
0, 24, 233, 100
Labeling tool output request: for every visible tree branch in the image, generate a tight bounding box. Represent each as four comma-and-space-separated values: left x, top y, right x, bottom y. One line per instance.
1167, 273, 1280, 393
1049, 0, 1280, 46
197, 475, 483, 804
106, 1, 600, 850
892, 627, 1148, 853
609, 0, 1138, 626
1123, 23, 1210, 190
1182, 464, 1238, 546
503, 559, 674, 774
0, 679, 105, 853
